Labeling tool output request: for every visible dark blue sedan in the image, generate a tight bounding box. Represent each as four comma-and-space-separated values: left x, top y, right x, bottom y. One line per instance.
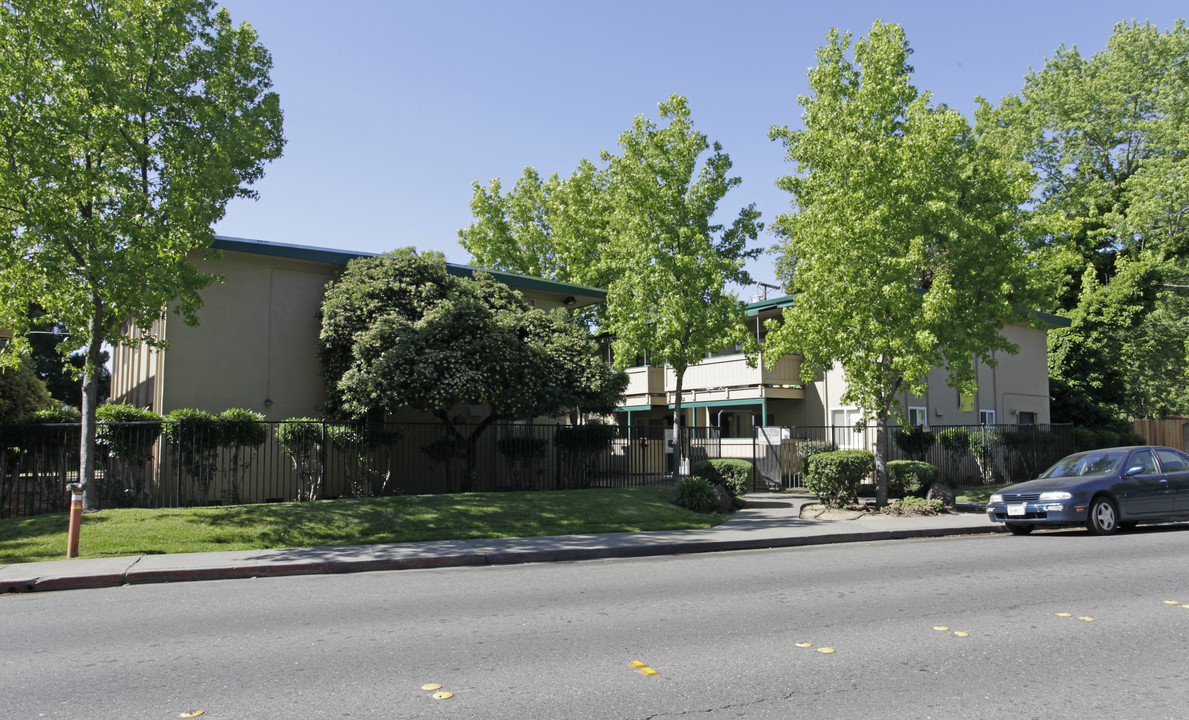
986, 446, 1189, 535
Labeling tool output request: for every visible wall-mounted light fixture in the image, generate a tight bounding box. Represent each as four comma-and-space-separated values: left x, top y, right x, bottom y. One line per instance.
562, 296, 577, 307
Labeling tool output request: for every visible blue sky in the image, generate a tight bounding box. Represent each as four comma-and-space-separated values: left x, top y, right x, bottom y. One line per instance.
214, 1, 1187, 289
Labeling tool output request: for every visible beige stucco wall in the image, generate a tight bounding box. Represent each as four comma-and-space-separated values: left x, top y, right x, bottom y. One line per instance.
789, 322, 1053, 428
153, 250, 338, 420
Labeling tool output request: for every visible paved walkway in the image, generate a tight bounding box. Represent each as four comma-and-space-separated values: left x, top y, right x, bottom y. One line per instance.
0, 494, 998, 593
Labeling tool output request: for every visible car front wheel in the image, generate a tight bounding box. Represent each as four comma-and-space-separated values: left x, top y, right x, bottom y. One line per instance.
1006, 523, 1034, 535
1086, 497, 1119, 535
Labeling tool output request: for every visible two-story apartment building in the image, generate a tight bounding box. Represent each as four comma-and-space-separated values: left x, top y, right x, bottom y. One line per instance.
110, 236, 606, 419
613, 293, 1069, 441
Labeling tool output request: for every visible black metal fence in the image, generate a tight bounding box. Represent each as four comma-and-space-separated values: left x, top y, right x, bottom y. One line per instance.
0, 420, 723, 518
0, 418, 1077, 517
753, 424, 1076, 491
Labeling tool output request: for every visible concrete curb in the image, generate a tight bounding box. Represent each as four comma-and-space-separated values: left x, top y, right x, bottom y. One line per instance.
1, 522, 1003, 594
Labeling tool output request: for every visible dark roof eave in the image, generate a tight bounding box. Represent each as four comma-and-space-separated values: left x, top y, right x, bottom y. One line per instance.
210, 235, 606, 305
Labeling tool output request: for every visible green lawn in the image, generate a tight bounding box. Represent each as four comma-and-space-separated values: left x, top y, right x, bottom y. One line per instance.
954, 484, 1007, 504
0, 486, 728, 564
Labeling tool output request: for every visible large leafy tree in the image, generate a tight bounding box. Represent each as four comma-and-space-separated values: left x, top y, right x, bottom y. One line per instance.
976, 20, 1189, 423
601, 95, 761, 476
461, 95, 761, 476
767, 21, 1038, 505
460, 160, 612, 290
0, 0, 284, 509
319, 251, 627, 488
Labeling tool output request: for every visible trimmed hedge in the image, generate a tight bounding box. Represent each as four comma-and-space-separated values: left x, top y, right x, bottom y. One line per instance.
691, 458, 752, 497
806, 450, 873, 508
886, 460, 939, 498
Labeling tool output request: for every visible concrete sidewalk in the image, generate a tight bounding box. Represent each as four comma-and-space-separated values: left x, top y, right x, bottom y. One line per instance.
0, 494, 1000, 594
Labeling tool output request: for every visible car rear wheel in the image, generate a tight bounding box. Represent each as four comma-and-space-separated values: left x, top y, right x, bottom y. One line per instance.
1006, 523, 1034, 535
1086, 497, 1118, 535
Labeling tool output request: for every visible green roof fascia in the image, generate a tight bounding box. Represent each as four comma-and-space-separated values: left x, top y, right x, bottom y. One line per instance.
211, 236, 605, 300
745, 293, 797, 317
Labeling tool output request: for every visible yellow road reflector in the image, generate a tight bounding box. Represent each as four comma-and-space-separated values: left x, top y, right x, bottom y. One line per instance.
795, 642, 813, 648
954, 631, 970, 637
1079, 617, 1094, 622
629, 661, 648, 668
638, 667, 659, 676
1164, 600, 1181, 605
433, 691, 453, 700
1055, 613, 1072, 617
933, 626, 949, 631
422, 683, 442, 691
817, 647, 835, 654
179, 713, 205, 718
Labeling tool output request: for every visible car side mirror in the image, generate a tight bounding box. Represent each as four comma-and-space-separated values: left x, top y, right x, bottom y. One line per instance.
1124, 465, 1145, 477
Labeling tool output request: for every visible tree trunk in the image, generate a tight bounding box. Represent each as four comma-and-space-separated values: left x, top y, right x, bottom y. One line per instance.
79, 316, 104, 511
874, 409, 889, 509
671, 371, 685, 479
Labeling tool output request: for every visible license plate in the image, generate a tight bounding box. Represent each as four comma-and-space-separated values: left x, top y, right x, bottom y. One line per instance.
1007, 503, 1027, 516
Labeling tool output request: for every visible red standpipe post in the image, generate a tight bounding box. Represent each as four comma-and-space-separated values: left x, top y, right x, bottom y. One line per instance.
66, 483, 84, 558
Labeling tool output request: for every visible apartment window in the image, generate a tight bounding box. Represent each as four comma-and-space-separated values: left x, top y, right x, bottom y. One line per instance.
907, 406, 927, 427
1018, 411, 1037, 425
979, 409, 996, 426
831, 408, 864, 450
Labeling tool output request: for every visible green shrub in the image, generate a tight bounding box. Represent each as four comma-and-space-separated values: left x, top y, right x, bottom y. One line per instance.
96, 403, 163, 461
892, 425, 935, 461
936, 427, 970, 455
886, 460, 939, 498
216, 408, 268, 449
1118, 431, 1148, 446
882, 497, 944, 515
164, 409, 220, 503
19, 408, 82, 424
672, 475, 719, 513
276, 418, 325, 501
554, 421, 617, 489
497, 435, 548, 461
794, 439, 836, 461
215, 409, 267, 504
691, 458, 752, 497
806, 450, 874, 508
95, 403, 164, 508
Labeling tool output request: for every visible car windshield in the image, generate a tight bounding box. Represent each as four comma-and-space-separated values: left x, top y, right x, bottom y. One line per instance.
1039, 451, 1126, 479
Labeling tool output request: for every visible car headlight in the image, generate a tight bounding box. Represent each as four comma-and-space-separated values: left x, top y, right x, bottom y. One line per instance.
988, 494, 1003, 503
1039, 491, 1072, 501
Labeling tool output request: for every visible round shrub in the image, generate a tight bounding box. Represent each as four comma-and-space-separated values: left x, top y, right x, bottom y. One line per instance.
691, 458, 752, 497
216, 408, 268, 450
672, 475, 719, 513
886, 460, 939, 498
805, 450, 874, 508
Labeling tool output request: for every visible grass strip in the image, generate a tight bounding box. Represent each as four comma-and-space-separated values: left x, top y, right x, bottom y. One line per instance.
0, 486, 726, 564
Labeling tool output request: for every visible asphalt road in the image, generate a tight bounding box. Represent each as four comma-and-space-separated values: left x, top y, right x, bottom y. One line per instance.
3, 526, 1188, 719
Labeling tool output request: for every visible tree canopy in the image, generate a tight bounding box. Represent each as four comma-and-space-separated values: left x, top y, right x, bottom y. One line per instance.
976, 20, 1189, 423
767, 21, 1038, 504
461, 95, 761, 475
0, 0, 284, 507
319, 251, 627, 486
